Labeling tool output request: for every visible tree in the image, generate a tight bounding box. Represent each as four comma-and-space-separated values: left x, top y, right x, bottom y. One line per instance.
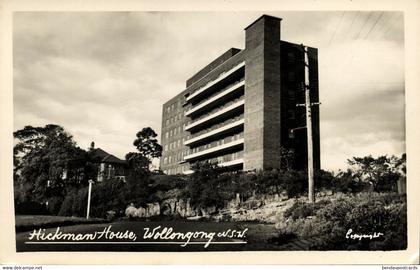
347, 154, 405, 192
279, 147, 295, 171
133, 127, 162, 163
187, 162, 228, 209
13, 124, 88, 213
125, 152, 150, 179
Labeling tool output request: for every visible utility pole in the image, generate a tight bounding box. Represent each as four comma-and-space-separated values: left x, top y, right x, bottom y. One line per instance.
86, 179, 94, 219
296, 45, 320, 204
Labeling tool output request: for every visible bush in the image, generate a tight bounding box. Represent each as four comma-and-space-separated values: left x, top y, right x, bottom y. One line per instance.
46, 196, 65, 215
186, 162, 236, 209
331, 169, 368, 193
279, 170, 307, 197
284, 199, 331, 220
14, 200, 49, 215
284, 201, 315, 220
58, 188, 88, 217
59, 178, 131, 218
275, 193, 407, 250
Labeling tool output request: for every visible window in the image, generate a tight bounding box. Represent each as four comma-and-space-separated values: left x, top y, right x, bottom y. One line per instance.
288, 72, 295, 82
166, 119, 170, 126
164, 157, 168, 164
287, 52, 295, 63
288, 109, 295, 119
164, 144, 168, 151
165, 132, 169, 139
288, 89, 296, 100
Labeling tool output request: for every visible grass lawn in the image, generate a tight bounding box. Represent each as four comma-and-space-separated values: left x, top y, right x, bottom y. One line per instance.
15, 215, 106, 232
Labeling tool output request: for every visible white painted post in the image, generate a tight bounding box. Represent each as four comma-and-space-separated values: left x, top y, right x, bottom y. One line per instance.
86, 179, 94, 219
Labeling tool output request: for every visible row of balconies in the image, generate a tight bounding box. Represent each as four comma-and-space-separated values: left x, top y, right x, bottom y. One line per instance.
184, 115, 244, 146
181, 60, 247, 174
184, 96, 244, 132
206, 150, 244, 164
185, 79, 245, 117
186, 61, 245, 103
182, 151, 244, 175
184, 132, 244, 162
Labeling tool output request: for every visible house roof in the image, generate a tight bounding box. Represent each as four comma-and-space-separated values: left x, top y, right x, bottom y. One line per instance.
90, 148, 126, 165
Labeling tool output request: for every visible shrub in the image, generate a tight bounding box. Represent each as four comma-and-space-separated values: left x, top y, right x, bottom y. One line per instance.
315, 170, 335, 190
331, 169, 368, 193
46, 196, 64, 215
279, 170, 307, 197
14, 200, 49, 215
275, 193, 407, 250
186, 162, 237, 209
58, 188, 88, 217
284, 201, 315, 220
59, 178, 130, 218
284, 199, 331, 220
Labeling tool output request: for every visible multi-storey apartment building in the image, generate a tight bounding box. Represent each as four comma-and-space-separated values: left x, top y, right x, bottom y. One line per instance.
160, 15, 320, 175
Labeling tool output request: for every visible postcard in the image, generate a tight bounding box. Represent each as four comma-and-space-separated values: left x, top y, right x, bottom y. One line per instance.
0, 0, 419, 265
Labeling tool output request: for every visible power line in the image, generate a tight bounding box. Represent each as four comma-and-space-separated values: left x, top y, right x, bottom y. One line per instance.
328, 11, 345, 45
356, 11, 373, 39
364, 11, 384, 39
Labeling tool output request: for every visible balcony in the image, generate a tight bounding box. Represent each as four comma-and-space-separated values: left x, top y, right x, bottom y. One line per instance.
186, 61, 245, 103
185, 80, 245, 117
182, 158, 243, 175
219, 158, 244, 168
184, 138, 244, 162
184, 118, 244, 146
184, 98, 244, 132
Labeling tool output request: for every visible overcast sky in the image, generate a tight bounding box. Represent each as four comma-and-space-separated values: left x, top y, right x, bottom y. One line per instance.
13, 11, 405, 171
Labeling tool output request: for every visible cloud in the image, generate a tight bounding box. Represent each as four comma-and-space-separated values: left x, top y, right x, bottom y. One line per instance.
318, 37, 405, 170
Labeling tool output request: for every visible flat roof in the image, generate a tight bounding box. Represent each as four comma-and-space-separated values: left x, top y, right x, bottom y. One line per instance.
244, 14, 282, 30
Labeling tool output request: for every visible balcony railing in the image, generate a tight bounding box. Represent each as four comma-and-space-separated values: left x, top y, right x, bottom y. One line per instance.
184, 117, 244, 146
184, 97, 244, 131
184, 137, 244, 161
219, 158, 244, 168
182, 151, 244, 174
205, 150, 244, 164
185, 79, 245, 117
186, 61, 245, 102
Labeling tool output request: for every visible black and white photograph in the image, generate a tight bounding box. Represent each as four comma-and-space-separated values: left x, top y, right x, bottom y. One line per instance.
1, 1, 419, 264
